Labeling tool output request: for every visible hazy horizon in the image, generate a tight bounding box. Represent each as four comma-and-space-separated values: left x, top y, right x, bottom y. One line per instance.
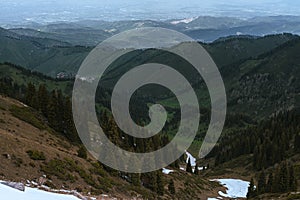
1, 0, 300, 24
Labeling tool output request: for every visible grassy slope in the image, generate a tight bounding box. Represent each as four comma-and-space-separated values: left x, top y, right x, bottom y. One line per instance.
0, 28, 92, 77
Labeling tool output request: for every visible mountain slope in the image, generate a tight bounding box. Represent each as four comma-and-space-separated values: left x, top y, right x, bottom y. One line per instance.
224, 37, 300, 117
0, 28, 92, 77
1, 28, 297, 78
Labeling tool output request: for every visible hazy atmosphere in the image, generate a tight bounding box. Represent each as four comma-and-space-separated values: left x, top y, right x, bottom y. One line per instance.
1, 0, 300, 24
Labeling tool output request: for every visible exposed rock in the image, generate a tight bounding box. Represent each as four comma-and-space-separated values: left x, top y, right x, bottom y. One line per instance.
2, 181, 25, 192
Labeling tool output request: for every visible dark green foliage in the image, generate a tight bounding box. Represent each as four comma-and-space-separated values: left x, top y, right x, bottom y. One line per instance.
77, 146, 87, 159
194, 164, 199, 175
266, 172, 273, 193
186, 158, 193, 173
156, 171, 164, 196
41, 158, 106, 189
247, 178, 257, 199
10, 106, 47, 130
131, 173, 140, 186
168, 179, 175, 194
143, 172, 157, 193
295, 133, 300, 153
257, 170, 266, 194
252, 161, 298, 195
26, 150, 46, 161
213, 110, 300, 169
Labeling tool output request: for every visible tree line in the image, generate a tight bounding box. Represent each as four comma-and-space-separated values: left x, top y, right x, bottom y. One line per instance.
247, 161, 297, 198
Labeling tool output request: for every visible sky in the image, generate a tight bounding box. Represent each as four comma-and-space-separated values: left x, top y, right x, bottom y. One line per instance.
1, 0, 300, 24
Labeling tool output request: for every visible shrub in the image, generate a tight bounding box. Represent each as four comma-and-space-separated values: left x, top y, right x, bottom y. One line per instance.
77, 146, 87, 159
26, 150, 46, 160
10, 106, 47, 130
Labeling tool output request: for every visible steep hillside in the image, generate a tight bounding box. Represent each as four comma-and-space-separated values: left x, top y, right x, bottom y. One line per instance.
0, 28, 92, 77
224, 37, 300, 117
0, 94, 224, 199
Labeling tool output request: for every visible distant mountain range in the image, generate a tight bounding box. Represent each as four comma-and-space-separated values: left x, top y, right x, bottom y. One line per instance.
0, 21, 298, 77
2, 15, 300, 46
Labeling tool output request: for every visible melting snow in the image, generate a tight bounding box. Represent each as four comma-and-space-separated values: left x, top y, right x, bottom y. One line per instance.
162, 168, 174, 174
211, 179, 250, 199
0, 181, 80, 200
185, 151, 196, 167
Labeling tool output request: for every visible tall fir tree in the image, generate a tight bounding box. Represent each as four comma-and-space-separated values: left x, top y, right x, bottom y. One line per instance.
168, 179, 175, 195
194, 163, 199, 175
258, 170, 266, 194
247, 178, 256, 199
156, 171, 164, 195
186, 158, 193, 173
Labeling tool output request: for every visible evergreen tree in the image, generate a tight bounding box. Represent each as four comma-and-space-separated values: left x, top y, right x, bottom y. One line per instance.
37, 84, 49, 115
288, 163, 297, 191
148, 172, 157, 193
168, 179, 175, 195
47, 90, 59, 130
156, 171, 164, 195
25, 82, 36, 106
131, 173, 140, 186
186, 158, 193, 173
279, 162, 288, 192
266, 172, 273, 193
247, 178, 256, 199
258, 170, 266, 194
295, 133, 300, 153
63, 98, 80, 143
77, 145, 87, 159
194, 164, 199, 175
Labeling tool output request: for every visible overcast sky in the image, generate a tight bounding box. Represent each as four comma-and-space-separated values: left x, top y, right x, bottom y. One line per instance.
1, 0, 300, 23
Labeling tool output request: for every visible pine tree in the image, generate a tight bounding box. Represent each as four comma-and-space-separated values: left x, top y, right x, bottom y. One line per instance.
77, 145, 87, 159
295, 133, 300, 153
25, 82, 36, 107
258, 170, 266, 194
37, 84, 48, 115
194, 164, 199, 175
47, 90, 59, 130
148, 172, 157, 193
186, 158, 193, 173
63, 98, 80, 143
168, 179, 175, 194
288, 163, 297, 191
279, 162, 288, 192
131, 173, 140, 186
156, 171, 164, 195
247, 178, 256, 199
266, 172, 273, 193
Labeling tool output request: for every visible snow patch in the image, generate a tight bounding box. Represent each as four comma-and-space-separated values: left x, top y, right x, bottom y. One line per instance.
211, 179, 250, 199
170, 17, 198, 25
19, 102, 29, 107
0, 181, 81, 200
185, 151, 196, 167
162, 168, 174, 174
